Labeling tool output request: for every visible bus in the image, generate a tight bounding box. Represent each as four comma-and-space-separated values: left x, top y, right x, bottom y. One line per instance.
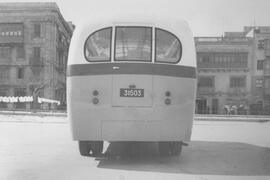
67, 17, 197, 157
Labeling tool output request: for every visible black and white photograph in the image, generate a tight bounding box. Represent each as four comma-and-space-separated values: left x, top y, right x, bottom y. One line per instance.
0, 0, 270, 179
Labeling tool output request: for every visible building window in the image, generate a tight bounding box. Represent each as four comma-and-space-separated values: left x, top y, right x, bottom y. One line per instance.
265, 79, 270, 91
258, 40, 265, 49
0, 67, 9, 80
57, 50, 65, 72
265, 60, 270, 72
0, 47, 11, 59
57, 50, 64, 66
230, 76, 246, 88
257, 60, 264, 70
33, 47, 41, 62
17, 67, 24, 79
202, 56, 210, 63
198, 77, 214, 87
256, 79, 263, 88
58, 29, 62, 42
16, 46, 25, 59
34, 24, 41, 38
239, 54, 248, 67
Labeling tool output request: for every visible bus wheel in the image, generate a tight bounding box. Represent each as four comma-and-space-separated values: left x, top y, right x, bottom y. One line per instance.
170, 141, 182, 156
91, 141, 103, 157
158, 142, 170, 156
79, 141, 91, 156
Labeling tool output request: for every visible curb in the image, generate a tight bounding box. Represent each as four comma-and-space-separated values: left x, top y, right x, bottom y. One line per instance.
0, 110, 67, 117
194, 117, 270, 122
0, 111, 270, 122
194, 115, 270, 122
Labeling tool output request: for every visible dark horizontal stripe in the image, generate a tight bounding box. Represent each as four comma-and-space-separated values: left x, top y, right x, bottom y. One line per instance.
67, 63, 196, 78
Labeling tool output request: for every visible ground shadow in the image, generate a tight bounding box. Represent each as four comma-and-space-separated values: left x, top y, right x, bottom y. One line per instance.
97, 141, 270, 176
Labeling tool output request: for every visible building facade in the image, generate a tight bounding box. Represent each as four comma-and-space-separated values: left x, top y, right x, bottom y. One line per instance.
248, 26, 270, 115
0, 2, 73, 110
195, 27, 270, 115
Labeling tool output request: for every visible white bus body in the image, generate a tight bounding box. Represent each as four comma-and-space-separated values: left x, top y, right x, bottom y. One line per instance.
67, 18, 197, 156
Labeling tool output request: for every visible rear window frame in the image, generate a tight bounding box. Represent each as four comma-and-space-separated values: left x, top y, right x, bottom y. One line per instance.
114, 26, 153, 62
155, 28, 182, 64
84, 27, 112, 63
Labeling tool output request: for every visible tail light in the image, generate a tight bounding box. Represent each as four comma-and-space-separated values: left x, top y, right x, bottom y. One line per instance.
93, 90, 99, 96
92, 97, 99, 105
165, 98, 171, 105
92, 90, 99, 105
165, 91, 171, 97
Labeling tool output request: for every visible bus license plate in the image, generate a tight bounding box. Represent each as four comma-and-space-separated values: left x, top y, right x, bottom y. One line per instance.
120, 88, 144, 97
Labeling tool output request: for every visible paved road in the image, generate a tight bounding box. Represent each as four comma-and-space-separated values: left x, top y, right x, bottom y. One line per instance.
0, 119, 270, 180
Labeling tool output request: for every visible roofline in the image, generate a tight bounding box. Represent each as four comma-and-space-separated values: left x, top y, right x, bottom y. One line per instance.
0, 2, 73, 36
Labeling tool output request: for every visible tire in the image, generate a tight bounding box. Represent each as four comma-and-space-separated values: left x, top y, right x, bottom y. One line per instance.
91, 141, 103, 157
170, 141, 182, 156
79, 141, 91, 156
158, 142, 171, 156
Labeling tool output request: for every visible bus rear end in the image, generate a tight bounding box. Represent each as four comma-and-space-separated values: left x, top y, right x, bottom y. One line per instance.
67, 20, 197, 156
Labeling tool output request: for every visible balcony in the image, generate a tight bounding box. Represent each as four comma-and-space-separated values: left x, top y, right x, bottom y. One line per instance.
195, 37, 251, 45
198, 62, 248, 69
197, 87, 215, 95
228, 88, 247, 96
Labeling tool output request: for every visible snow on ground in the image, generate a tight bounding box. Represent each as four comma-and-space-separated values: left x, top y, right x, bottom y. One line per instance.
0, 113, 67, 123
0, 114, 270, 180
192, 121, 270, 148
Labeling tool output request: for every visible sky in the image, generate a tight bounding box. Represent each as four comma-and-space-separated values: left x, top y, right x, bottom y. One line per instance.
1, 0, 270, 36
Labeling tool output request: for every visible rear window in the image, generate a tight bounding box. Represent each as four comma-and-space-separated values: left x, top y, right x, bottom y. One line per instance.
84, 27, 112, 62
155, 28, 182, 63
115, 27, 152, 61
